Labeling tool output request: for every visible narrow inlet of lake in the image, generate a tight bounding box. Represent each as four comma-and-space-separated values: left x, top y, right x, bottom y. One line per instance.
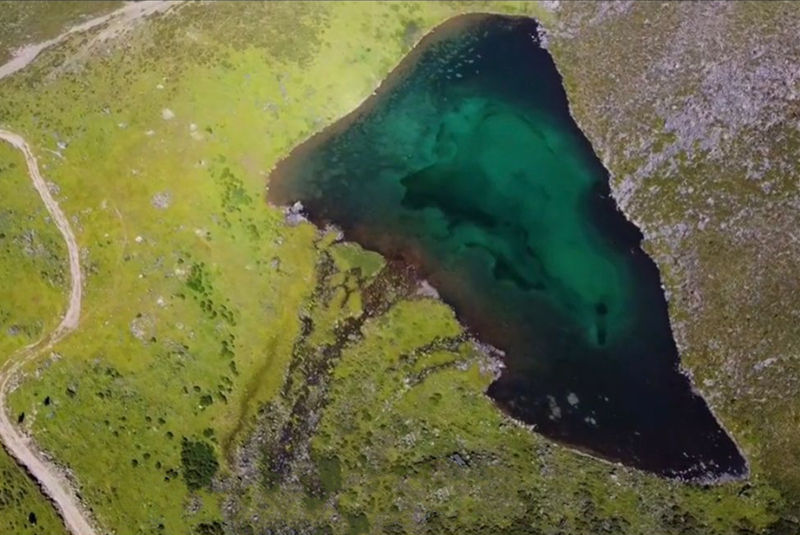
269, 14, 746, 480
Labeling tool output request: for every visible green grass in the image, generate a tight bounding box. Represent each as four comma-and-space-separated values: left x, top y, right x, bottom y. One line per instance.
0, 2, 795, 534
0, 143, 67, 358
0, 450, 70, 535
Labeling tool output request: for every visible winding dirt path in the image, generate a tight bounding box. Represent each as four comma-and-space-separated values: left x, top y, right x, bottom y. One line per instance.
0, 3, 182, 534
0, 130, 90, 534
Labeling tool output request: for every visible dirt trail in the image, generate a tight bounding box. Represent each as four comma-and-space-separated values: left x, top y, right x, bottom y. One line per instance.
0, 130, 89, 534
0, 3, 181, 534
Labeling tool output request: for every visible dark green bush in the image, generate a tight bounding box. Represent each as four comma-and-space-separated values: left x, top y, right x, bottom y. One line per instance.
181, 438, 219, 490
195, 521, 224, 535
316, 455, 342, 494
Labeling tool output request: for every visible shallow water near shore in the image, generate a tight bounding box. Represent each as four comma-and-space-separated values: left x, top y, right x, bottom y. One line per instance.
269, 14, 746, 479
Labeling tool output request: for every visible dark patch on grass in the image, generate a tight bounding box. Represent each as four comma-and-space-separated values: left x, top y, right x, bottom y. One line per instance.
195, 521, 225, 535
315, 454, 342, 495
181, 438, 219, 491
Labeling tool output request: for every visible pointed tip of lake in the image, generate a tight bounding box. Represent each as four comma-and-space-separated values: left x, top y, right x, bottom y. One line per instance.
269, 14, 747, 480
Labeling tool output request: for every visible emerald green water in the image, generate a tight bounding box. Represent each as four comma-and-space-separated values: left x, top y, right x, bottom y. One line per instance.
400, 100, 631, 348
269, 15, 746, 479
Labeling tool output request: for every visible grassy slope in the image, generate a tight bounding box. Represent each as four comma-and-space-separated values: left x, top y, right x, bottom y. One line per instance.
0, 2, 794, 534
0, 0, 121, 65
0, 144, 69, 534
548, 1, 800, 526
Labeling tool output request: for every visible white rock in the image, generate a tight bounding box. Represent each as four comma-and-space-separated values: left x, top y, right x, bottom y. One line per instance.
567, 392, 579, 407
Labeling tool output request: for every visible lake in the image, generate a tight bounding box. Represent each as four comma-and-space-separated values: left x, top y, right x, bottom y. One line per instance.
269, 14, 746, 480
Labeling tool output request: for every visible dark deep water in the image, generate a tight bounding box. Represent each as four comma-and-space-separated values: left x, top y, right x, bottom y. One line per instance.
269, 15, 746, 479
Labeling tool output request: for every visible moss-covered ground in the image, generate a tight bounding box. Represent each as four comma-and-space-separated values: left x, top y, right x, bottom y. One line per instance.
0, 2, 796, 534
